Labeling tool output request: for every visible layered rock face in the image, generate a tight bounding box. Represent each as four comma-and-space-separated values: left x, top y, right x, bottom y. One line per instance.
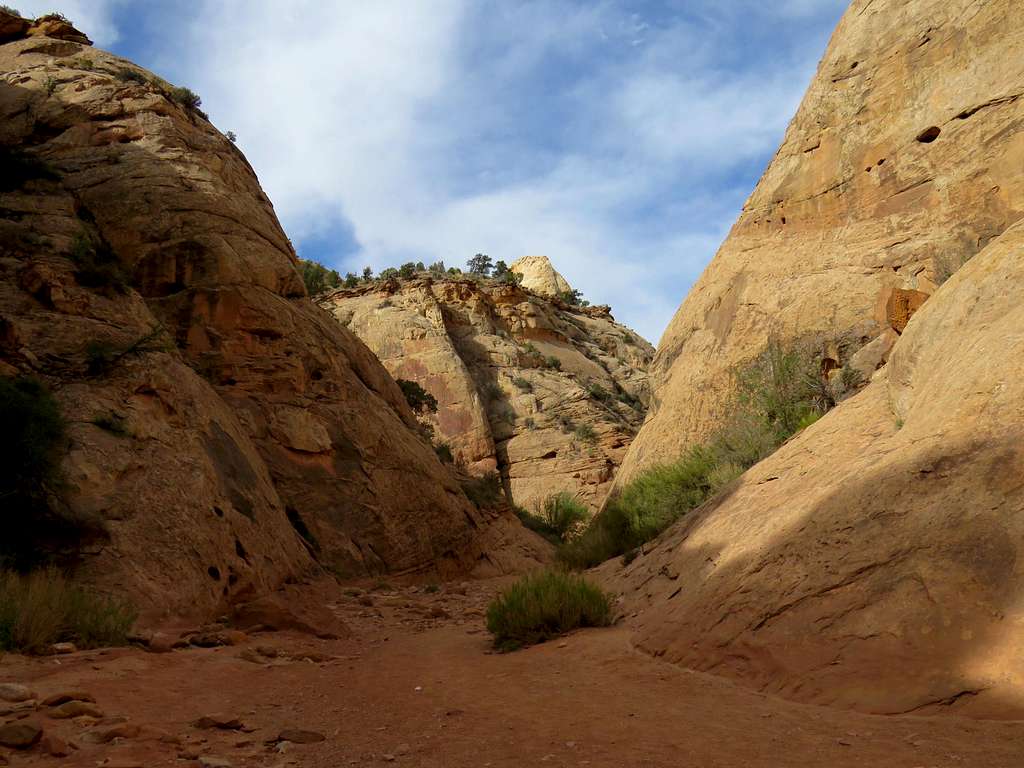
0, 16, 547, 616
617, 0, 1024, 484
320, 274, 652, 512
605, 0, 1024, 718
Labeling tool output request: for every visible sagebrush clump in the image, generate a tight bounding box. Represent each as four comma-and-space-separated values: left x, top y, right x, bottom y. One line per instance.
485, 570, 612, 651
0, 569, 136, 652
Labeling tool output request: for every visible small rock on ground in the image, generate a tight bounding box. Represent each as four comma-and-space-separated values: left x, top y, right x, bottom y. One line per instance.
0, 684, 34, 703
0, 722, 43, 749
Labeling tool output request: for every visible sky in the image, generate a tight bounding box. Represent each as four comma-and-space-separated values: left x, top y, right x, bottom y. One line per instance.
17, 1, 848, 344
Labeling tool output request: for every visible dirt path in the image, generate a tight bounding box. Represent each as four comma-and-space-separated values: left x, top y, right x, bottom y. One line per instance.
3, 579, 1024, 767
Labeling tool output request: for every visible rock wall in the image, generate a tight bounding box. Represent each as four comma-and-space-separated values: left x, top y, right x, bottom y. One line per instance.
320, 275, 653, 512
603, 0, 1024, 719
0, 15, 548, 617
604, 218, 1024, 718
617, 0, 1024, 485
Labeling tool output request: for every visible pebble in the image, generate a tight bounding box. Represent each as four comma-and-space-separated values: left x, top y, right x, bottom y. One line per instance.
0, 721, 43, 749
0, 684, 34, 703
51, 642, 77, 654
47, 700, 103, 719
41, 691, 95, 707
275, 729, 326, 744
40, 733, 72, 757
193, 715, 244, 731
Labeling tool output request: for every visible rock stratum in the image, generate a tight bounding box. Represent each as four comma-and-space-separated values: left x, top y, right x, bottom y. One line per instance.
319, 266, 653, 512
0, 13, 548, 618
607, 0, 1024, 718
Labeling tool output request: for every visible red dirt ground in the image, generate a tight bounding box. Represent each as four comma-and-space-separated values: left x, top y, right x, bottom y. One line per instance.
3, 578, 1024, 767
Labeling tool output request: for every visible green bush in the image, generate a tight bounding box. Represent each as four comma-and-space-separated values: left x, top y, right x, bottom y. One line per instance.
461, 471, 503, 508
168, 86, 206, 118
511, 376, 533, 393
397, 378, 438, 413
343, 272, 359, 288
539, 492, 588, 541
562, 338, 846, 569
574, 423, 597, 444
119, 68, 148, 85
298, 259, 341, 295
0, 569, 136, 652
434, 442, 454, 464
543, 355, 562, 371
0, 6, 21, 16
485, 570, 612, 651
398, 262, 417, 279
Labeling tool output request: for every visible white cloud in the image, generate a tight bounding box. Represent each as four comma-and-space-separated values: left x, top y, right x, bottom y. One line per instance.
112, 1, 843, 343
16, 0, 124, 46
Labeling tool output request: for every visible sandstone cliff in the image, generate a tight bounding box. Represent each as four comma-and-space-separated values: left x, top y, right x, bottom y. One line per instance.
617, 0, 1024, 484
0, 13, 548, 617
320, 272, 653, 512
605, 0, 1024, 718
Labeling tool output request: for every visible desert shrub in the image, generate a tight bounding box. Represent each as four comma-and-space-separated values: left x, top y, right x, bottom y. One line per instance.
397, 379, 438, 414
225, 130, 237, 143
168, 86, 206, 117
0, 6, 21, 16
119, 68, 148, 85
461, 471, 503, 508
481, 381, 504, 402
428, 261, 446, 275
556, 414, 575, 433
398, 262, 417, 279
362, 266, 373, 280
343, 272, 359, 288
298, 259, 341, 295
378, 267, 399, 280
0, 147, 59, 192
69, 233, 129, 292
485, 570, 612, 651
523, 417, 536, 429
521, 342, 538, 355
543, 355, 562, 371
539, 492, 588, 541
622, 333, 635, 344
434, 442, 454, 464
511, 376, 533, 393
0, 569, 133, 651
586, 382, 612, 403
558, 289, 589, 307
574, 423, 597, 444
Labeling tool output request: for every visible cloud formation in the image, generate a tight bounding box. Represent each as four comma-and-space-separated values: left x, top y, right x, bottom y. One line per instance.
75, 1, 846, 343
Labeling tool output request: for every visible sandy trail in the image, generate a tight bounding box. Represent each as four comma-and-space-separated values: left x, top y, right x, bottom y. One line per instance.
3, 579, 1023, 767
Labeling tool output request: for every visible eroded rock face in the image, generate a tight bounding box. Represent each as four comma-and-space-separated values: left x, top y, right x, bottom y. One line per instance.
320, 276, 653, 512
617, 0, 1024, 485
0, 33, 547, 616
603, 0, 1024, 719
509, 255, 573, 297
603, 219, 1024, 718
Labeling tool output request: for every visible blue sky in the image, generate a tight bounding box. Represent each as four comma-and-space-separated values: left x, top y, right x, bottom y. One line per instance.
19, 1, 848, 343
